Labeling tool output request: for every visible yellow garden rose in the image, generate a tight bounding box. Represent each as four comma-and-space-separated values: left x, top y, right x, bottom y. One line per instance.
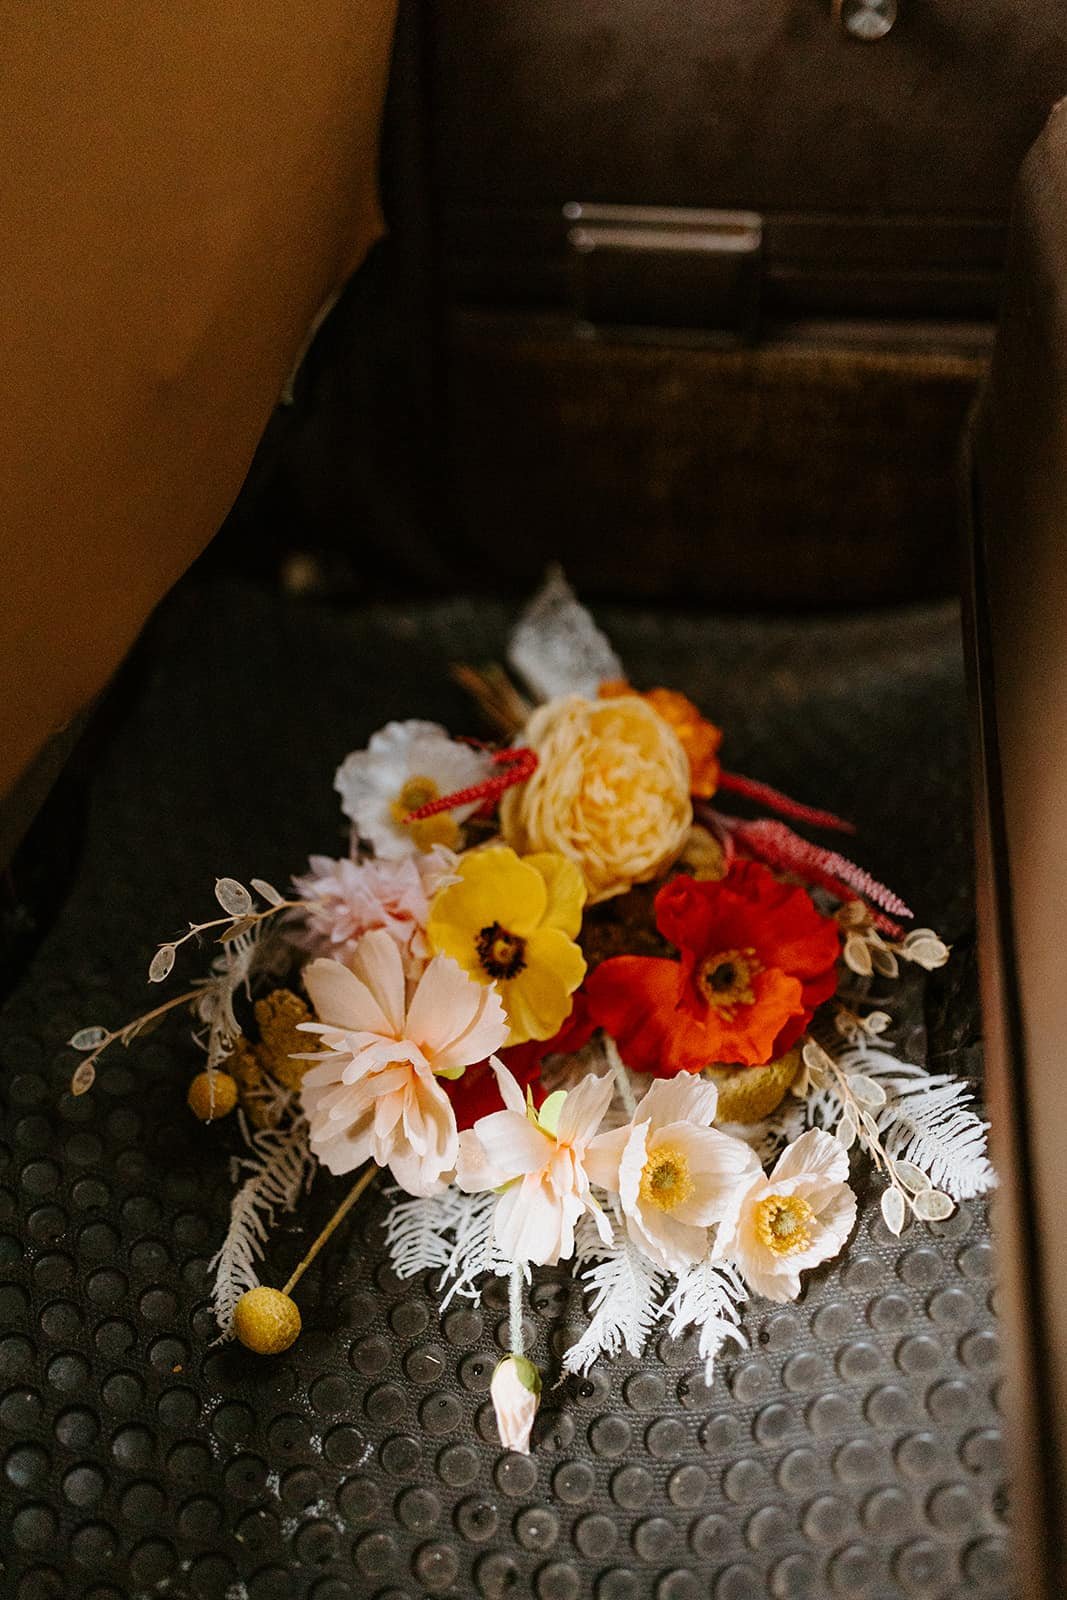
427, 846, 587, 1044
500, 695, 693, 903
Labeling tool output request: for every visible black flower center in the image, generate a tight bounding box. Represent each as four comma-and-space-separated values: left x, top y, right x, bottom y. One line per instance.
476, 922, 527, 980
697, 946, 761, 1018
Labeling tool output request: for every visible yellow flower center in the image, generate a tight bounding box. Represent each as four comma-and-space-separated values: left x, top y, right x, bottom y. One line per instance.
475, 921, 527, 980
639, 1144, 695, 1214
753, 1193, 815, 1255
390, 774, 460, 852
697, 946, 762, 1018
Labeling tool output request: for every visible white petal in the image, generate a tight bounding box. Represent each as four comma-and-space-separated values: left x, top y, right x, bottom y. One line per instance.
494, 1177, 564, 1266
455, 1128, 508, 1193
616, 1121, 651, 1212
303, 958, 389, 1034
556, 1072, 614, 1148
629, 1207, 709, 1274
472, 1110, 551, 1179
771, 1127, 850, 1186
491, 1056, 529, 1116
662, 1126, 762, 1226
736, 1255, 803, 1303
349, 930, 407, 1036
638, 1073, 718, 1130
585, 1126, 630, 1192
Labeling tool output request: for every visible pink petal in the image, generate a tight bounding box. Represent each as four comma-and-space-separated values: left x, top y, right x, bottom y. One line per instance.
350, 929, 408, 1035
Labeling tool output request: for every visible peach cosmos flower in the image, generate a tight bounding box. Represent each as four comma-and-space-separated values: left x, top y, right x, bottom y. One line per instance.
298, 929, 508, 1195
456, 1059, 614, 1265
712, 1128, 857, 1302
586, 1075, 759, 1274
500, 694, 692, 904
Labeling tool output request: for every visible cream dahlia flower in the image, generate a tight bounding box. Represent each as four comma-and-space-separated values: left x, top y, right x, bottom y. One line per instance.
456, 1060, 614, 1265
335, 720, 492, 859
712, 1128, 857, 1302
299, 929, 508, 1194
586, 1076, 759, 1273
499, 695, 692, 903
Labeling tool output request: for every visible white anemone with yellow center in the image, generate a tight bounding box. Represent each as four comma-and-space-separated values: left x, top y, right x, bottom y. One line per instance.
712, 1127, 858, 1302
586, 1076, 761, 1273
334, 720, 493, 860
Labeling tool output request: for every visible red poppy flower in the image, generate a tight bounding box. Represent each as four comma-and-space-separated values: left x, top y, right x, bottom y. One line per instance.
445, 992, 596, 1129
584, 863, 840, 1074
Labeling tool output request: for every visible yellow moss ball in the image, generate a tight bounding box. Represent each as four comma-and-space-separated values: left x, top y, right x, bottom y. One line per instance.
254, 989, 312, 1091
186, 1070, 238, 1122
233, 1287, 302, 1355
708, 1047, 801, 1124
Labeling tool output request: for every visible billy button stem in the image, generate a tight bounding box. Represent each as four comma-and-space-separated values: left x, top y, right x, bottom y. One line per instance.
233, 1164, 378, 1354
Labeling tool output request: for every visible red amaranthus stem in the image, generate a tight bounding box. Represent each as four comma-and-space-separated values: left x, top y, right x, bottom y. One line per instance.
404, 747, 538, 820
716, 769, 855, 834
726, 817, 911, 936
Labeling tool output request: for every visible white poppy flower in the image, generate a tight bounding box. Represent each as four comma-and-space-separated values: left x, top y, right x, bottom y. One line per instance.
299, 929, 508, 1195
713, 1127, 857, 1302
335, 720, 493, 859
586, 1075, 761, 1273
456, 1060, 614, 1266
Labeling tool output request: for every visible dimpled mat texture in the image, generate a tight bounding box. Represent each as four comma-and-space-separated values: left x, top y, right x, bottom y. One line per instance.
0, 583, 1007, 1600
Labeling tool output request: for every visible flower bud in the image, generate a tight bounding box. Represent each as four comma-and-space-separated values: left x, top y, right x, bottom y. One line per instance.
490, 1355, 541, 1454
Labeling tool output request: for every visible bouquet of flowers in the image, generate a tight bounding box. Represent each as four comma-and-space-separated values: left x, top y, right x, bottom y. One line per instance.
67, 574, 994, 1454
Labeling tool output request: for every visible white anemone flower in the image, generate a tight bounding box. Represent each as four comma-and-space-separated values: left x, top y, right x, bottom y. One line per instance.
335, 720, 493, 860
456, 1060, 614, 1266
586, 1075, 760, 1273
299, 929, 508, 1195
712, 1127, 857, 1302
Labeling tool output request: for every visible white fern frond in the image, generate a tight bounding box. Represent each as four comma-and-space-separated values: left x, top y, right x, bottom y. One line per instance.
660, 1256, 748, 1385
383, 1188, 506, 1308
383, 1192, 457, 1281
840, 1046, 995, 1201
563, 1214, 664, 1376
210, 1115, 314, 1337
440, 1189, 507, 1306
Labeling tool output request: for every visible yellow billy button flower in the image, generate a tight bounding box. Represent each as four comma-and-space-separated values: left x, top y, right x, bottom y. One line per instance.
233, 1287, 301, 1354
427, 846, 587, 1045
187, 1070, 238, 1121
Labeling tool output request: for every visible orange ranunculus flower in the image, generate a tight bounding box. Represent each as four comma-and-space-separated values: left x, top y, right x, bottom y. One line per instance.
599, 681, 722, 799
584, 861, 840, 1074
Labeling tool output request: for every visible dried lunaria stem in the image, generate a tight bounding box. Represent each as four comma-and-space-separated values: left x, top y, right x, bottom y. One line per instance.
802, 1038, 954, 1235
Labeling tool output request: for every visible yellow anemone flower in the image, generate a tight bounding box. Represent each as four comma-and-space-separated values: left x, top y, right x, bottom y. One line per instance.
427, 846, 587, 1045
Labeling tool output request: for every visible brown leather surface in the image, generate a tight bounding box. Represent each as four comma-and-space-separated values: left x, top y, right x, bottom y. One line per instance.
969, 97, 1067, 1599
0, 0, 397, 808
445, 313, 987, 609
429, 0, 1067, 313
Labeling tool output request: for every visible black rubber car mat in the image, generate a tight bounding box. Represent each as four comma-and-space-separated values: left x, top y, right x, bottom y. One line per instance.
0, 583, 1006, 1600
